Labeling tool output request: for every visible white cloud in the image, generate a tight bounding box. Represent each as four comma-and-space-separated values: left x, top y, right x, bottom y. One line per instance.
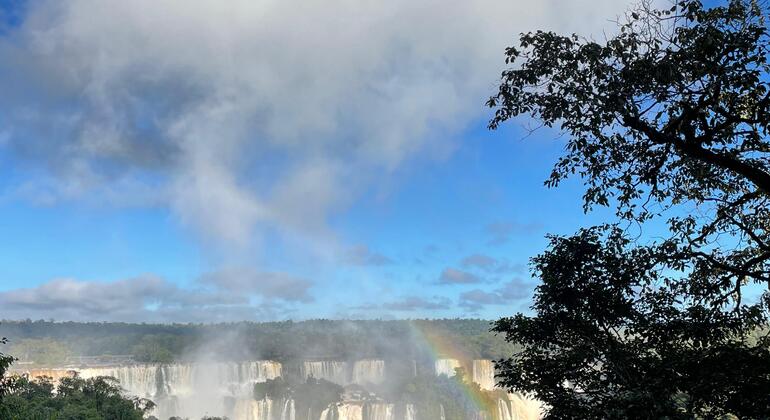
0, 0, 639, 251
459, 278, 534, 310
199, 267, 314, 303
0, 274, 306, 322
438, 268, 482, 284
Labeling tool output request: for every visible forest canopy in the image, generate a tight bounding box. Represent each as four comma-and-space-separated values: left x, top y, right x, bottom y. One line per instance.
0, 319, 516, 365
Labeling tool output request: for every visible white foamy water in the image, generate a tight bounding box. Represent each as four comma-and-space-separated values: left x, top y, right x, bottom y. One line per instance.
404, 404, 416, 420
497, 393, 542, 420
434, 359, 461, 378
78, 360, 281, 399
337, 403, 364, 420
233, 397, 296, 420
352, 360, 385, 385
472, 359, 496, 390
302, 361, 348, 385
365, 402, 394, 420
78, 364, 160, 398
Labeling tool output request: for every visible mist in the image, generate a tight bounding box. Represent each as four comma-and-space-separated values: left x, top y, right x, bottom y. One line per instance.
6, 319, 540, 419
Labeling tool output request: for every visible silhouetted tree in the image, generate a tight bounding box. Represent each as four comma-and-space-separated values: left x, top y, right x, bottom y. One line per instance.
489, 1, 770, 418
0, 335, 18, 414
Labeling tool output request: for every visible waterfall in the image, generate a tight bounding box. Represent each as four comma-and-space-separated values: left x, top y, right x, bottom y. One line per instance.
403, 404, 415, 420
282, 398, 296, 420
232, 398, 274, 420
337, 403, 364, 420
161, 363, 195, 397
73, 361, 283, 420
302, 361, 348, 385
497, 397, 512, 420
434, 359, 461, 378
230, 397, 296, 420
318, 403, 365, 420
439, 404, 446, 420
472, 360, 496, 390
364, 402, 393, 420
352, 360, 385, 385
504, 393, 542, 420
78, 364, 160, 398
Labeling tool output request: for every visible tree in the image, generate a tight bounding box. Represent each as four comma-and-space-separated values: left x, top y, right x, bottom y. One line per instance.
3, 375, 154, 420
0, 335, 18, 409
489, 0, 770, 418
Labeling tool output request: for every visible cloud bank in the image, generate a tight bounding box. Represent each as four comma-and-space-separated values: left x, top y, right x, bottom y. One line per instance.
0, 271, 313, 322
0, 0, 644, 321
1, 0, 637, 249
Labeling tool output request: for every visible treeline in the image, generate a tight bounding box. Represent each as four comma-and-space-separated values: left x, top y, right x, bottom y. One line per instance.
0, 319, 518, 365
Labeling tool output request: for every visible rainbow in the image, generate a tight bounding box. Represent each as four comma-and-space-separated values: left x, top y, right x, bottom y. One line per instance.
407, 321, 498, 418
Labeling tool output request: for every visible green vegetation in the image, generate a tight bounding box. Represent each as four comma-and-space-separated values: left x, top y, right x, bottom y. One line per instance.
9, 339, 72, 366
386, 369, 501, 420
0, 335, 16, 407
255, 376, 342, 420
0, 319, 516, 365
1, 376, 153, 420
254, 369, 507, 420
489, 0, 770, 417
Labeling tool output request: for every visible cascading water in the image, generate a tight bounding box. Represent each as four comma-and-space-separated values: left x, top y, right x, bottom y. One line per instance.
233, 398, 274, 420
282, 398, 296, 420
364, 402, 393, 420
81, 361, 281, 399
403, 404, 416, 420
318, 403, 366, 420
78, 364, 160, 398
33, 360, 544, 420
302, 361, 348, 385
503, 393, 542, 420
73, 361, 283, 419
472, 360, 496, 390
352, 360, 385, 385
336, 403, 364, 420
434, 359, 461, 378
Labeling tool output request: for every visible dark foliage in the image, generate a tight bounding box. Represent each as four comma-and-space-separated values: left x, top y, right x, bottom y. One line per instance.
1, 375, 154, 420
0, 335, 18, 406
489, 0, 770, 418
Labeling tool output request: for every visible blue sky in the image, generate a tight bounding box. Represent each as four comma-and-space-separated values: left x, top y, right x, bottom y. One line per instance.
0, 0, 641, 322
